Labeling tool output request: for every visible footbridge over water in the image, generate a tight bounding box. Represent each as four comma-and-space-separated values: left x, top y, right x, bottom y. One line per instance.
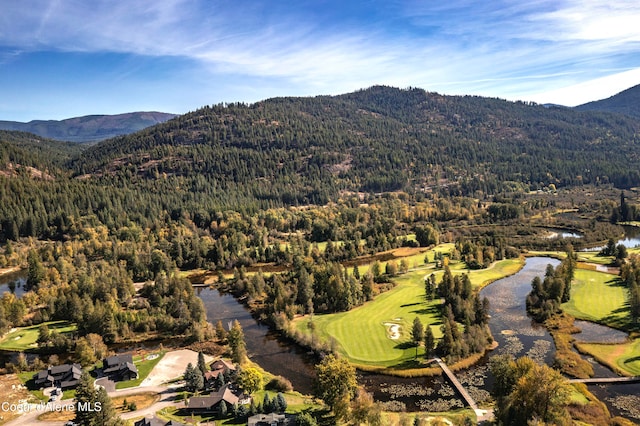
433, 358, 493, 422
569, 376, 640, 385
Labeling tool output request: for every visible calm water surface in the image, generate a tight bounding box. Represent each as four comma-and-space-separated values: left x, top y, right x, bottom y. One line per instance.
0, 271, 27, 298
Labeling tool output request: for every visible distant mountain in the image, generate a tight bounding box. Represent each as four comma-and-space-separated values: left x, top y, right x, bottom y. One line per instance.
0, 112, 176, 143
575, 84, 640, 119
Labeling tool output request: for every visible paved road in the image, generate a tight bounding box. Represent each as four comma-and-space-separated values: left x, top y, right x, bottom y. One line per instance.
4, 385, 181, 426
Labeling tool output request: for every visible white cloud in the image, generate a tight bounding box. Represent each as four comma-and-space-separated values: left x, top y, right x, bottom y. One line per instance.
530, 1, 640, 42
526, 67, 640, 106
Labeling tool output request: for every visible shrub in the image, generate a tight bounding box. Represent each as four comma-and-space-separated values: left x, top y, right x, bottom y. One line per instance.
265, 376, 293, 392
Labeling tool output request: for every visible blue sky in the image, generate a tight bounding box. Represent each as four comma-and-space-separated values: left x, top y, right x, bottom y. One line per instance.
2, 0, 640, 121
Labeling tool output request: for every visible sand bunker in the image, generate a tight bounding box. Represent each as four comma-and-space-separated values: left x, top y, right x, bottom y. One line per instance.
383, 322, 401, 340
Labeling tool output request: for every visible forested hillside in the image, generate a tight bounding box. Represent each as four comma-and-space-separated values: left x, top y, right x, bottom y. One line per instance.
0, 130, 84, 177
76, 86, 640, 199
576, 84, 640, 119
1, 85, 639, 244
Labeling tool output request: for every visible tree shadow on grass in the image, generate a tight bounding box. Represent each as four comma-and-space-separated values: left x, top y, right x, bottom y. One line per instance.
623, 355, 640, 365
390, 358, 426, 369
411, 304, 442, 318
394, 341, 415, 350
607, 277, 627, 288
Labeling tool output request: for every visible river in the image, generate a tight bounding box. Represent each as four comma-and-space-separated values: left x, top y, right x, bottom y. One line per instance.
196, 257, 640, 420
196, 257, 561, 411
196, 288, 317, 394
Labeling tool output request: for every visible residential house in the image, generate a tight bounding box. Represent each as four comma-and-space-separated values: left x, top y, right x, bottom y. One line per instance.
133, 417, 185, 426
102, 354, 138, 381
204, 358, 236, 388
187, 384, 248, 412
33, 364, 82, 389
247, 413, 292, 426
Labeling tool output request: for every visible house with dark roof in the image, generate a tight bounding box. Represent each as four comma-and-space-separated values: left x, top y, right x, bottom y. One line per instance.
102, 354, 138, 381
248, 413, 293, 426
33, 364, 82, 389
187, 384, 248, 412
133, 418, 185, 426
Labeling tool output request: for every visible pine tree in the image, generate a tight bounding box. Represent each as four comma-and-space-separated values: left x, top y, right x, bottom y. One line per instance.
26, 249, 45, 290
276, 392, 287, 412
92, 387, 123, 426
74, 370, 96, 426
197, 351, 207, 376
424, 326, 435, 359
411, 317, 424, 358
218, 400, 228, 418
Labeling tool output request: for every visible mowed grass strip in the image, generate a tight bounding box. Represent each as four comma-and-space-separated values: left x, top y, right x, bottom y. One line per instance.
0, 321, 76, 351
576, 340, 640, 376
299, 269, 444, 366
294, 258, 521, 367
561, 269, 629, 329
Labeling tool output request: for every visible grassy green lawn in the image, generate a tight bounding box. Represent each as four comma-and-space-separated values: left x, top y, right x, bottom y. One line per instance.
576, 340, 640, 376
562, 268, 640, 377
0, 321, 76, 351
561, 269, 629, 330
461, 258, 523, 289
574, 252, 616, 265
115, 351, 166, 389
293, 258, 522, 368
296, 269, 444, 367
253, 390, 322, 414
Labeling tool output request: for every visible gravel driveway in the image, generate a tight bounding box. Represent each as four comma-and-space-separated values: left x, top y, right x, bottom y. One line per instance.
140, 349, 213, 387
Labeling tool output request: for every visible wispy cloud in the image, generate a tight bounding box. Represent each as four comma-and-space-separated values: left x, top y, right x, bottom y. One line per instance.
1, 0, 639, 118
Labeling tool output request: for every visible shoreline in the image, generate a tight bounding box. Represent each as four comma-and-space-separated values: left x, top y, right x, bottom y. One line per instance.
0, 266, 22, 277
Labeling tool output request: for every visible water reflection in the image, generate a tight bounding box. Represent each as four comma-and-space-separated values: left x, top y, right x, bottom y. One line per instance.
196, 287, 316, 395
0, 271, 27, 298
587, 226, 640, 251
480, 257, 559, 363
573, 320, 628, 344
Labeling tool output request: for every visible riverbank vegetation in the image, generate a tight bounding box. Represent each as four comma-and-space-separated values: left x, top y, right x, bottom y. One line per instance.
575, 339, 640, 377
